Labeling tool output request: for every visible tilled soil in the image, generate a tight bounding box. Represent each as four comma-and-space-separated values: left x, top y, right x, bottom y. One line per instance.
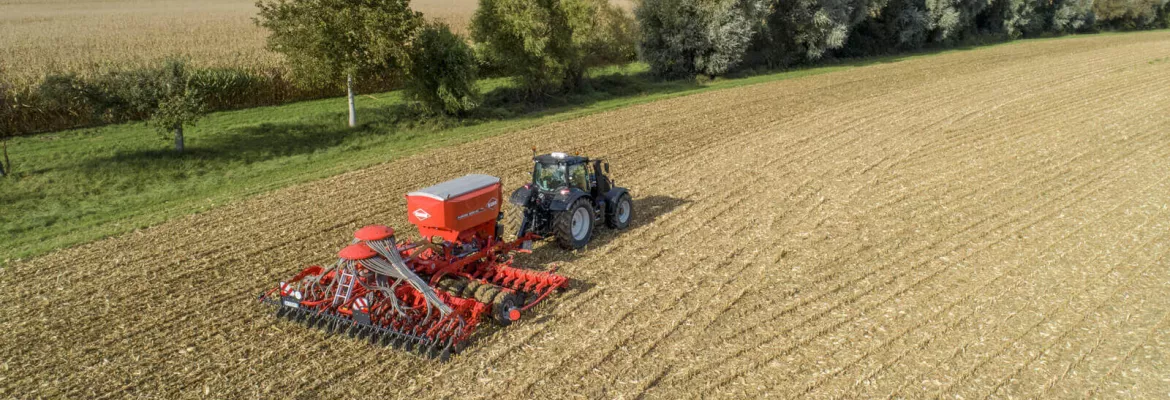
3, 31, 1170, 399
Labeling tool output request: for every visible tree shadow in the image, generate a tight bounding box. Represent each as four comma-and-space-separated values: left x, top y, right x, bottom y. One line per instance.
74, 70, 703, 171
474, 70, 703, 119
74, 120, 368, 170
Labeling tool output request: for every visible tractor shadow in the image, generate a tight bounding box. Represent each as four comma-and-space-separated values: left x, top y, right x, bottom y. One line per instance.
456, 195, 690, 349
524, 194, 692, 267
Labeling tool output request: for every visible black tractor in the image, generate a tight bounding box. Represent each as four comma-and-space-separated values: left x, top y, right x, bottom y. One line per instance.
510, 152, 634, 249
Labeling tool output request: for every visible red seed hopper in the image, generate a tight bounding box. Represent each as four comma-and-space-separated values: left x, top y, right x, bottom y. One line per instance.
260, 174, 568, 360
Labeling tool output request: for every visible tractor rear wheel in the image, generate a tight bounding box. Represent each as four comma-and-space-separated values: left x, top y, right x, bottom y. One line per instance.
554, 198, 594, 249
606, 193, 634, 229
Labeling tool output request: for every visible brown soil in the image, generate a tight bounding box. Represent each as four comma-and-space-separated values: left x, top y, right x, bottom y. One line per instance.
3, 31, 1170, 399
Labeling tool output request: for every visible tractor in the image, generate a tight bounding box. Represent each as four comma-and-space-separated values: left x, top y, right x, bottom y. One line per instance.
510, 152, 634, 249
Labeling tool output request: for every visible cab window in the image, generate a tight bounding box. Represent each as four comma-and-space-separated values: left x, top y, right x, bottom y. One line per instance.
568, 163, 588, 192
533, 162, 566, 191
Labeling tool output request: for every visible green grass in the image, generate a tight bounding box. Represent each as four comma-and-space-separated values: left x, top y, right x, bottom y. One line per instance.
0, 32, 1140, 264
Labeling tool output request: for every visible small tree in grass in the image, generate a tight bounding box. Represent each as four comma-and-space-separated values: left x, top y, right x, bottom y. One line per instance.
149, 86, 207, 153
0, 140, 9, 178
0, 81, 14, 177
256, 0, 423, 127
0, 135, 10, 178
138, 60, 207, 153
0, 95, 9, 178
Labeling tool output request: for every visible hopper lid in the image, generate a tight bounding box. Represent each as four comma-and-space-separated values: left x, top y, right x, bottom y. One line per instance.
407, 174, 500, 201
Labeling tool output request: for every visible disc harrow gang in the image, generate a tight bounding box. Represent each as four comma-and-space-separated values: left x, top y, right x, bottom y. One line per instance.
259, 175, 569, 360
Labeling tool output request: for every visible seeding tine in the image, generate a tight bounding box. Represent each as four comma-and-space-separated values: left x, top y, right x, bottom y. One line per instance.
426, 339, 437, 357
425, 342, 439, 359
438, 340, 453, 362
275, 307, 289, 319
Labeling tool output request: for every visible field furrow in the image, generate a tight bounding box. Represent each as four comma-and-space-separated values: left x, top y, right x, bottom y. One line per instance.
3, 31, 1170, 399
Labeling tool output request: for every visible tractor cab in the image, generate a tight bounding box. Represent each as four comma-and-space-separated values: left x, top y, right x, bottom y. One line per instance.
512, 152, 633, 249
532, 152, 589, 193
531, 152, 616, 200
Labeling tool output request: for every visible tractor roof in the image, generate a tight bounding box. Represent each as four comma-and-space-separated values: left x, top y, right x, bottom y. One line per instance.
534, 152, 589, 165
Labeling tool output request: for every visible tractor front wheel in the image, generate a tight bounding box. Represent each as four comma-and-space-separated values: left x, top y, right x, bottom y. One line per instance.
607, 193, 634, 229
555, 198, 594, 250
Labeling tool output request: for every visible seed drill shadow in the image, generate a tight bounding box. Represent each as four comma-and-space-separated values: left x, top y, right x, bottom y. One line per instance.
458, 195, 690, 352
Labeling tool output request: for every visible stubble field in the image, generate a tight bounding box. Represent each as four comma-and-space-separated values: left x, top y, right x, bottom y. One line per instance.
3, 31, 1170, 398
0, 0, 478, 86
0, 0, 633, 86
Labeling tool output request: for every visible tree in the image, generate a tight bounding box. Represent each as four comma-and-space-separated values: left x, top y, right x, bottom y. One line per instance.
636, 0, 765, 78
149, 86, 207, 153
471, 0, 599, 93
0, 139, 9, 178
256, 0, 423, 127
405, 23, 481, 116
131, 60, 208, 153
0, 83, 11, 178
580, 0, 641, 67
752, 0, 873, 68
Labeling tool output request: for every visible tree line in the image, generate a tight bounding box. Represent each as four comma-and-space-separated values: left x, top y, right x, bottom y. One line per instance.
0, 0, 1166, 167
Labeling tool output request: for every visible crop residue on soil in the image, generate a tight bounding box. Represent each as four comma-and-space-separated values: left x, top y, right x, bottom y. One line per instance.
3, 31, 1170, 399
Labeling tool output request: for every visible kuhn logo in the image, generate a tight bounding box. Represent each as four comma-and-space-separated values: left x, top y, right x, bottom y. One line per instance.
413, 208, 431, 220
487, 197, 499, 209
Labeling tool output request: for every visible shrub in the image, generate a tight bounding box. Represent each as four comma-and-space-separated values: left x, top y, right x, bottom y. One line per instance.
2, 63, 355, 137
1049, 0, 1096, 32
581, 0, 641, 67
471, 0, 620, 93
636, 0, 765, 78
1093, 0, 1168, 28
405, 23, 481, 116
